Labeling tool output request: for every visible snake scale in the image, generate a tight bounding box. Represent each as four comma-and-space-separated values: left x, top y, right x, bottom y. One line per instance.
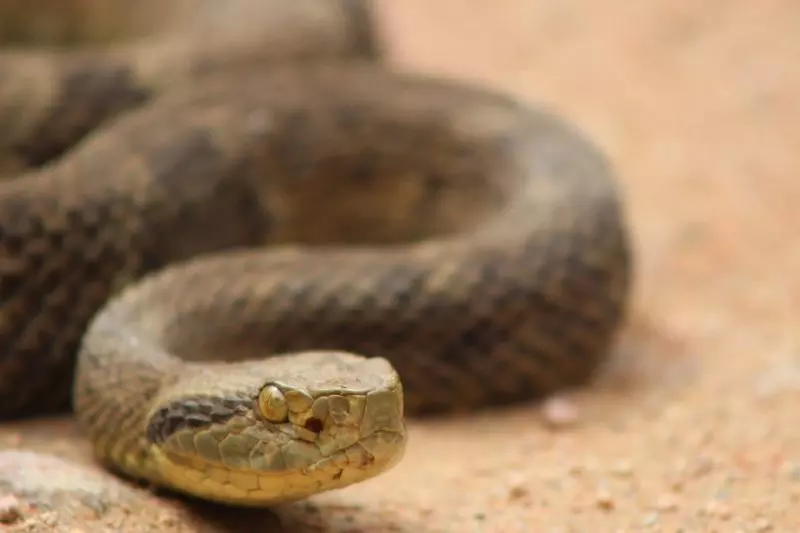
0, 0, 631, 507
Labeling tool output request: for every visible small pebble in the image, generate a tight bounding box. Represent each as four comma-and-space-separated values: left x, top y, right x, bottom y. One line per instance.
39, 511, 58, 527
702, 500, 732, 520
641, 512, 660, 527
610, 460, 634, 478
654, 494, 679, 512
541, 396, 581, 428
753, 518, 773, 532
567, 463, 585, 477
159, 514, 177, 527
688, 456, 715, 478
507, 483, 529, 501
0, 494, 22, 524
595, 489, 615, 511
668, 476, 685, 492
783, 462, 800, 481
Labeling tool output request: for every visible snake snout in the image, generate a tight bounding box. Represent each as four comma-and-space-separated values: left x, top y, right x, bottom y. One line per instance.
255, 353, 407, 463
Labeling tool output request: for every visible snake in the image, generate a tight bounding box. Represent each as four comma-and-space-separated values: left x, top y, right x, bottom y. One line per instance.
0, 0, 632, 508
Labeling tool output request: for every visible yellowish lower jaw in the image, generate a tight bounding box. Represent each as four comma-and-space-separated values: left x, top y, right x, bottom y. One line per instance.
149, 430, 407, 507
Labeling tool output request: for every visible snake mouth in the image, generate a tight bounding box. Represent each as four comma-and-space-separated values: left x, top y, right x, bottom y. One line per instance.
150, 422, 406, 506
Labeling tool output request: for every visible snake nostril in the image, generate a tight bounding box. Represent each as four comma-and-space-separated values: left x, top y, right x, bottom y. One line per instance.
304, 417, 324, 433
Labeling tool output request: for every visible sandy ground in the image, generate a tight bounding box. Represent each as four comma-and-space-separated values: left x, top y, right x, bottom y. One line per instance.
1, 1, 798, 531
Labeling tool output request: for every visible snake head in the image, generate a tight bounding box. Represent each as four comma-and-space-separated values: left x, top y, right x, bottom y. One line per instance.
144, 351, 406, 506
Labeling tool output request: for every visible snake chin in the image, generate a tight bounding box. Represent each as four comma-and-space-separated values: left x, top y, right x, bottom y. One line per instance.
145, 353, 407, 506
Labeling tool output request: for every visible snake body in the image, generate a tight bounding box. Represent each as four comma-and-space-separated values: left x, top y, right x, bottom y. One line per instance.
0, 2, 632, 507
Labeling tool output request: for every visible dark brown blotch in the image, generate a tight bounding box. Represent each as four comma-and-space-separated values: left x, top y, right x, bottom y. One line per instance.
146, 394, 252, 444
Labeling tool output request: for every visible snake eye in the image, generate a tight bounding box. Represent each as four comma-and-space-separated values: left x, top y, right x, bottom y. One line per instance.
257, 385, 288, 423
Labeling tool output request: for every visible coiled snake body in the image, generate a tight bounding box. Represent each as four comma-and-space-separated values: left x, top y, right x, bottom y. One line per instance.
0, 1, 631, 507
